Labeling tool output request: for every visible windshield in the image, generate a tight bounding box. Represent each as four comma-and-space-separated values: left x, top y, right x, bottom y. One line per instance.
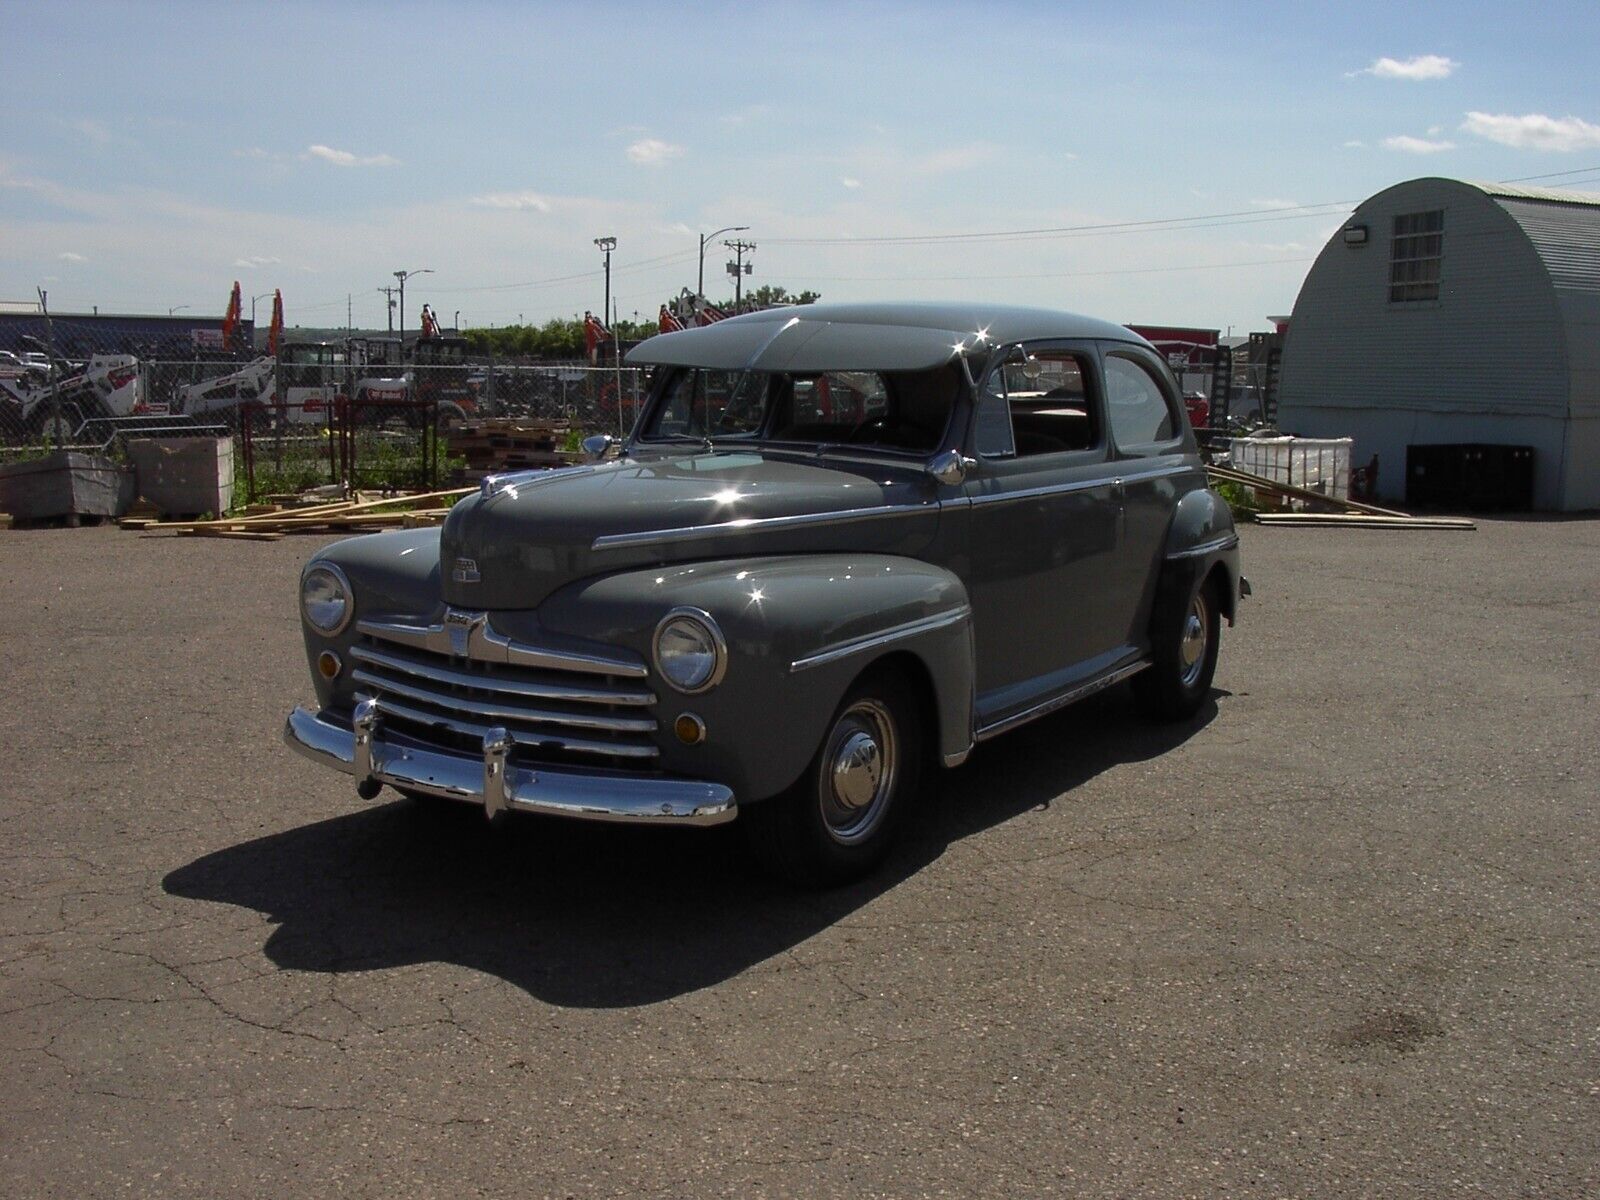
642, 363, 959, 453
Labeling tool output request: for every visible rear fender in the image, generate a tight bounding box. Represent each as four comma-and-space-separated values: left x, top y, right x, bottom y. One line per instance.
1164, 486, 1241, 623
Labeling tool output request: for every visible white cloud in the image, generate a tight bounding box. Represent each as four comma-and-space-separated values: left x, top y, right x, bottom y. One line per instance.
626, 138, 684, 165
471, 190, 552, 212
1349, 54, 1458, 81
233, 255, 281, 268
59, 251, 87, 262
1063, 152, 1079, 162
1460, 111, 1600, 152
1343, 140, 1366, 148
720, 105, 770, 126
305, 143, 399, 168
67, 118, 112, 144
841, 177, 862, 189
1383, 134, 1456, 154
909, 143, 997, 175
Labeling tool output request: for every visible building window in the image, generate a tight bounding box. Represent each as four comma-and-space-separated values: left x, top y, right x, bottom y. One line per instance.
1389, 210, 1443, 302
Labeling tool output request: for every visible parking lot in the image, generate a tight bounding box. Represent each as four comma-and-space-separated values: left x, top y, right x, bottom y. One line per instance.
1, 517, 1596, 1197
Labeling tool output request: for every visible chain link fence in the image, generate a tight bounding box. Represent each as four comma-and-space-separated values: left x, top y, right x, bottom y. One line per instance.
3, 346, 648, 508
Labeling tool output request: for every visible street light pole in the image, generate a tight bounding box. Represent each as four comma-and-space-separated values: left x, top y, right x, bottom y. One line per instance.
168, 305, 190, 316
393, 267, 434, 347
699, 225, 749, 299
593, 237, 617, 329
251, 292, 273, 326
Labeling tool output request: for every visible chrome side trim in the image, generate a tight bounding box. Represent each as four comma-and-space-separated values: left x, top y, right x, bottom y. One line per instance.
974, 659, 1151, 742
349, 669, 658, 734
349, 643, 656, 706
284, 706, 735, 826
1168, 532, 1240, 560
360, 693, 660, 760
966, 463, 1191, 508
357, 613, 649, 678
591, 502, 924, 551
789, 606, 973, 673
968, 477, 1108, 506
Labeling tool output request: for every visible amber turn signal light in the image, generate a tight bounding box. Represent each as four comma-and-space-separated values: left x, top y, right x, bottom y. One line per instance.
316, 651, 342, 680
674, 713, 706, 745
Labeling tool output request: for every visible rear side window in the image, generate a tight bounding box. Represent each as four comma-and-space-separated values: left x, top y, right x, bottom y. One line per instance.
1103, 354, 1177, 449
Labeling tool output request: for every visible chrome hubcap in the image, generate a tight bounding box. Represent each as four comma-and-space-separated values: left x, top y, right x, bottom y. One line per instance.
818, 700, 898, 845
1179, 592, 1209, 688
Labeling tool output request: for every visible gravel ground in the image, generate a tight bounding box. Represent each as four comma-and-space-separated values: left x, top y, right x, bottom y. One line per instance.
0, 518, 1596, 1198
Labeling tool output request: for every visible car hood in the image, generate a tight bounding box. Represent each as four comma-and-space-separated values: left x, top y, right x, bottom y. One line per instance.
440, 450, 941, 609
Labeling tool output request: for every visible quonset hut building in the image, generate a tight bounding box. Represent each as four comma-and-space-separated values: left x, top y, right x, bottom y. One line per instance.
1277, 178, 1600, 511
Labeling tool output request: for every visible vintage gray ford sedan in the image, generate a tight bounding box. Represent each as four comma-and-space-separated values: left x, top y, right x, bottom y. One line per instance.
284, 302, 1245, 883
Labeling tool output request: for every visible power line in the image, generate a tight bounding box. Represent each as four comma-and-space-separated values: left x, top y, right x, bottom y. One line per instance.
426, 248, 701, 296
760, 201, 1353, 247
790, 255, 1317, 285
1498, 164, 1600, 184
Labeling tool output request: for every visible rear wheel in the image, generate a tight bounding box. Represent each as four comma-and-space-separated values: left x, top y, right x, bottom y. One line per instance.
1134, 571, 1221, 721
745, 668, 923, 887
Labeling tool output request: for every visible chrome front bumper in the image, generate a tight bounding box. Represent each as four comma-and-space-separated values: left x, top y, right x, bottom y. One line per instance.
283, 703, 737, 826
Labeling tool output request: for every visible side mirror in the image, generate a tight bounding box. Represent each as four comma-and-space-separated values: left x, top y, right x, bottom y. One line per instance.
581, 433, 615, 462
927, 449, 975, 486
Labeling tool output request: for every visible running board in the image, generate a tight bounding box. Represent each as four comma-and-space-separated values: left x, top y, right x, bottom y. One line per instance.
974, 659, 1151, 742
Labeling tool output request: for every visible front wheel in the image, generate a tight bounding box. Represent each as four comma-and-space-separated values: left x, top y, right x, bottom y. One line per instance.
1134, 572, 1221, 721
745, 669, 924, 887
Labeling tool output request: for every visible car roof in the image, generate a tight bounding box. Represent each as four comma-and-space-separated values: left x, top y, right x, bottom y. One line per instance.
627, 302, 1148, 372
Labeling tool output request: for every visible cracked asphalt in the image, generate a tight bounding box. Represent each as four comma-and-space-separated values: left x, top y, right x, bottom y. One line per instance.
1, 517, 1596, 1198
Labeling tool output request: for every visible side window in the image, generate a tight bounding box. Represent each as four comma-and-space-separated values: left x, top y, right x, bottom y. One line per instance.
974, 366, 1016, 458
977, 348, 1100, 459
1103, 354, 1177, 449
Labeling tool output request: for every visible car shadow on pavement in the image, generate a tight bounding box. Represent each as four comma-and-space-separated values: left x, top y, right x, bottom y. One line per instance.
163, 688, 1221, 1008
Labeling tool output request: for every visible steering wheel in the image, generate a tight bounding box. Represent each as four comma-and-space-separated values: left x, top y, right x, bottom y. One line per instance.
845, 413, 888, 443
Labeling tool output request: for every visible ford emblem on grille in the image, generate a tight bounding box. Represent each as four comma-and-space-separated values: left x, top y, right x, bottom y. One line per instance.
444, 608, 486, 657
452, 557, 481, 584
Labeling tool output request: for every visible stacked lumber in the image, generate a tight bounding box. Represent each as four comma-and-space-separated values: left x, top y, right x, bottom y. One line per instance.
122, 487, 472, 540
1207, 463, 1475, 531
447, 418, 576, 481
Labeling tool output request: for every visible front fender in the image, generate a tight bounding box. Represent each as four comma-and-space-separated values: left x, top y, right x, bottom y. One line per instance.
536, 554, 975, 801
300, 528, 444, 709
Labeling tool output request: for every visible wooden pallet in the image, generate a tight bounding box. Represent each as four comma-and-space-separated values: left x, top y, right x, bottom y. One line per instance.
126, 487, 472, 538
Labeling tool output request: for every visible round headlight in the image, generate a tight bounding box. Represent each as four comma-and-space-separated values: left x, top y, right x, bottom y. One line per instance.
301, 563, 353, 635
653, 608, 726, 694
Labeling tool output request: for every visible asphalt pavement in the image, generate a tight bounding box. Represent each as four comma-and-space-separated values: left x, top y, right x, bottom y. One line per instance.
1, 517, 1596, 1197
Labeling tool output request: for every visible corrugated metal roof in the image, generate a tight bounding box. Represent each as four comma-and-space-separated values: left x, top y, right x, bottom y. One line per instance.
1457, 181, 1600, 297
1466, 180, 1600, 207
1493, 198, 1600, 295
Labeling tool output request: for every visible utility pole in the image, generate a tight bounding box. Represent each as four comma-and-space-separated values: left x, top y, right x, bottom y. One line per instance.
347, 294, 353, 336
593, 237, 617, 331
725, 239, 756, 311
378, 286, 397, 334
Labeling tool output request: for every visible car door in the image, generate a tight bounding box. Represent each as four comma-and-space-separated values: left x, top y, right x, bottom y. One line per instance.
960, 342, 1123, 718
1100, 344, 1196, 648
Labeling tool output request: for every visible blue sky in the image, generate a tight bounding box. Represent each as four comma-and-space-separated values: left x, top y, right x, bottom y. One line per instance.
4, 0, 1598, 334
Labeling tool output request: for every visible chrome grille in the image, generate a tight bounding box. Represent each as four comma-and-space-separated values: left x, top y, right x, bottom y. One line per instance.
351, 615, 659, 765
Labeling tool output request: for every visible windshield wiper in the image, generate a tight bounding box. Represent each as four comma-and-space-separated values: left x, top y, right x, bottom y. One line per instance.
647, 432, 715, 453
